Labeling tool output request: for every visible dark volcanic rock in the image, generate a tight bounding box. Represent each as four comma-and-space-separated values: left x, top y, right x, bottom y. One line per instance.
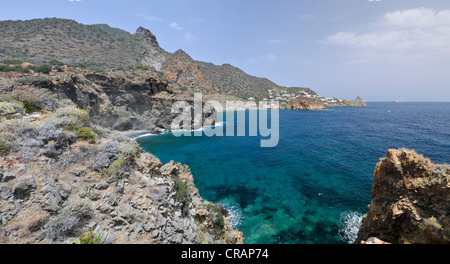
135, 26, 159, 46
29, 72, 211, 134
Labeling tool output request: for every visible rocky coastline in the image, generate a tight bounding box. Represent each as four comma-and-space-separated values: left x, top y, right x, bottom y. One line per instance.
0, 72, 243, 244
1, 67, 447, 245
356, 149, 449, 244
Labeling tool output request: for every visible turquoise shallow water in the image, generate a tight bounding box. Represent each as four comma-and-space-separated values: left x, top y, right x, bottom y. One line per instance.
136, 102, 450, 244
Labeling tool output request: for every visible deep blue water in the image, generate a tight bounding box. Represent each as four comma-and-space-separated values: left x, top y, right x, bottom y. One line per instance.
136, 102, 450, 244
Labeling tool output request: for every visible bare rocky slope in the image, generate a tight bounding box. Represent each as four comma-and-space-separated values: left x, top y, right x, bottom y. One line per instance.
356, 149, 449, 244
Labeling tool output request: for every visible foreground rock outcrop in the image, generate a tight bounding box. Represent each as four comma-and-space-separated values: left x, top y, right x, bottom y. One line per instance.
356, 149, 450, 244
0, 86, 242, 244
0, 142, 243, 244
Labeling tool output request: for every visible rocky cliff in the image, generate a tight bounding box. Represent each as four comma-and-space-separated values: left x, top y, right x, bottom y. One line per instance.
330, 96, 367, 107
283, 98, 329, 110
163, 50, 212, 92
356, 149, 449, 244
0, 84, 243, 244
1, 68, 216, 136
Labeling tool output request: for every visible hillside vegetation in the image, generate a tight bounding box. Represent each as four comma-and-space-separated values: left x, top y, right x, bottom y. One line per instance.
0, 18, 324, 102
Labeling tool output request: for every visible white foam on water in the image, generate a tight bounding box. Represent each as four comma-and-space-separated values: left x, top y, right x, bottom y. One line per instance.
133, 133, 156, 139
338, 211, 363, 244
170, 121, 225, 134
214, 121, 226, 127
223, 202, 243, 230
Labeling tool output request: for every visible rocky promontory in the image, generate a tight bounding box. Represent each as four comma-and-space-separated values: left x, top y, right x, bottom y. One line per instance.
356, 149, 449, 244
285, 99, 329, 110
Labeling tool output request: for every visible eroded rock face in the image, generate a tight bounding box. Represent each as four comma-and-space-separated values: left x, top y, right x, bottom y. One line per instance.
162, 49, 212, 92
356, 149, 450, 244
0, 90, 241, 244
0, 140, 243, 244
25, 72, 215, 135
288, 99, 328, 110
135, 27, 159, 47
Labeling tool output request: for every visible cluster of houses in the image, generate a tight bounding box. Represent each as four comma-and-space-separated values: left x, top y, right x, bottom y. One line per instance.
247, 89, 344, 105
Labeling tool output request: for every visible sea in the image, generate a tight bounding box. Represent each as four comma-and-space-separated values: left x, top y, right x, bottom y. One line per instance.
136, 102, 450, 244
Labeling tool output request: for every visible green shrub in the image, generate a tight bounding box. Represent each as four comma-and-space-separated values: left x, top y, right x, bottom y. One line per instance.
111, 157, 126, 169
78, 229, 102, 244
43, 106, 90, 130
117, 140, 141, 161
136, 65, 149, 70
174, 178, 189, 202
19, 67, 31, 73
60, 197, 92, 217
98, 167, 115, 177
76, 127, 96, 143
0, 140, 9, 155
35, 63, 53, 74
203, 204, 225, 229
173, 177, 191, 214
22, 101, 39, 114
0, 64, 14, 72
14, 76, 41, 85
47, 59, 64, 66
1, 59, 22, 65
0, 86, 45, 113
48, 196, 92, 240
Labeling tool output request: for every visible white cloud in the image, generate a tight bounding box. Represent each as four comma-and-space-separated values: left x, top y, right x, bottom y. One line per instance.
246, 58, 258, 64
170, 22, 183, 31
298, 14, 315, 20
382, 7, 450, 28
324, 7, 450, 62
136, 14, 162, 23
246, 54, 277, 63
184, 31, 197, 42
188, 18, 205, 24
68, 0, 82, 2
267, 39, 288, 44
263, 54, 277, 60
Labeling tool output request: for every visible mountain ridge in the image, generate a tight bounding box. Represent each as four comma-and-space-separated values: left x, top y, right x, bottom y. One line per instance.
0, 17, 364, 106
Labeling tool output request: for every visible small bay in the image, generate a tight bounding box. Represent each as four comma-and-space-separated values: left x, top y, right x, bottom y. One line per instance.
137, 102, 450, 244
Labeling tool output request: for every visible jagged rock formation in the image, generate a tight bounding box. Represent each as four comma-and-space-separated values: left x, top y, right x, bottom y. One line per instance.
356, 149, 450, 244
134, 27, 168, 71
163, 50, 211, 92
284, 99, 328, 110
0, 140, 242, 244
330, 96, 367, 107
135, 27, 159, 46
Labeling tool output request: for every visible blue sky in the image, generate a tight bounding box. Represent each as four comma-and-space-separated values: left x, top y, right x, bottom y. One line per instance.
1, 0, 450, 101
